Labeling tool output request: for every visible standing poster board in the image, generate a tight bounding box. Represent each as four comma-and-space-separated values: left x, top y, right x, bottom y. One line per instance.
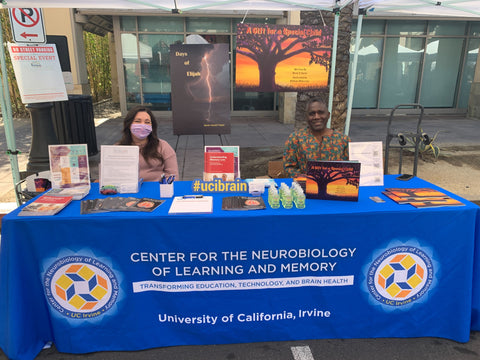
170, 43, 230, 135
348, 141, 384, 186
100, 145, 140, 193
235, 24, 332, 92
48, 144, 91, 199
7, 43, 68, 103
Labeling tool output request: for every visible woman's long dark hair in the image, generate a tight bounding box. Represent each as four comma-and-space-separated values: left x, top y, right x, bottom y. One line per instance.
118, 105, 163, 163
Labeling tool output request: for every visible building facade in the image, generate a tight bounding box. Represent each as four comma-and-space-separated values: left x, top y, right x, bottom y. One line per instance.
46, 9, 480, 120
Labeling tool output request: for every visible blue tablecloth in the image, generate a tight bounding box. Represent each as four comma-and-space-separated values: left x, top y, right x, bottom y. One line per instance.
1, 175, 480, 360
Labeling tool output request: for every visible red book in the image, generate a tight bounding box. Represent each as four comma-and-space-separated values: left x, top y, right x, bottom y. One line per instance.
18, 195, 73, 216
204, 152, 235, 181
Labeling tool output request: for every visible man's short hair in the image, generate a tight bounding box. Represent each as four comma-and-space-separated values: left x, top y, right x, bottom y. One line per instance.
305, 97, 327, 112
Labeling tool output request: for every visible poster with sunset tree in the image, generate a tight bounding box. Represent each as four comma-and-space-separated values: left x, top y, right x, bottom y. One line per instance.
235, 23, 332, 92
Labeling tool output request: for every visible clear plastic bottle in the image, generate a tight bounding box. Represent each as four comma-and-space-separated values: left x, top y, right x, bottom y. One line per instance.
268, 187, 280, 209
291, 182, 306, 209
281, 186, 293, 209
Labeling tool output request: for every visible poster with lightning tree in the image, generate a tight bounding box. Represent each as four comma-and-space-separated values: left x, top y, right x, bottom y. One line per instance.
235, 24, 332, 92
170, 43, 231, 135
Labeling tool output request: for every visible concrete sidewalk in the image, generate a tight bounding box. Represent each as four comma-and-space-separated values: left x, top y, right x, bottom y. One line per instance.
1, 112, 480, 212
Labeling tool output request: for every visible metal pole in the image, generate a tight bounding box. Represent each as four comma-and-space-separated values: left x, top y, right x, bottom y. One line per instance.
344, 13, 363, 136
327, 10, 339, 128
0, 35, 21, 204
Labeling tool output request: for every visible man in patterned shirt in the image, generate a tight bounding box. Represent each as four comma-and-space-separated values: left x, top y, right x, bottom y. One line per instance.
283, 97, 351, 177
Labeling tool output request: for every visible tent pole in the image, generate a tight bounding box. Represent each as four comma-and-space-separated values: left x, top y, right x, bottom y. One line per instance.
327, 10, 339, 128
0, 35, 21, 204
344, 12, 363, 136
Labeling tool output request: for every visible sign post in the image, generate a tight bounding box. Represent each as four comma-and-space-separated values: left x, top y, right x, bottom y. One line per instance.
8, 8, 46, 44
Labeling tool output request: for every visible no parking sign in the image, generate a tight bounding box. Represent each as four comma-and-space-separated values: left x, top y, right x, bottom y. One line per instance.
8, 8, 46, 44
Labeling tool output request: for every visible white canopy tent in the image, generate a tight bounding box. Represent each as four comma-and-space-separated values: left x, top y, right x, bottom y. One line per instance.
360, 0, 480, 18
1, 0, 480, 199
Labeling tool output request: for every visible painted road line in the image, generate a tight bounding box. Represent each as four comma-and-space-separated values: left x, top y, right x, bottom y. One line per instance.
291, 345, 315, 360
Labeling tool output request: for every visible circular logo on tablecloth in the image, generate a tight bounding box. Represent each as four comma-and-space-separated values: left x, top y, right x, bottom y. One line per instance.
44, 256, 119, 319
367, 246, 433, 307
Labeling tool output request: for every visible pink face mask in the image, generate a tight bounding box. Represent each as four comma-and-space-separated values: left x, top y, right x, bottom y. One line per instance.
130, 123, 152, 140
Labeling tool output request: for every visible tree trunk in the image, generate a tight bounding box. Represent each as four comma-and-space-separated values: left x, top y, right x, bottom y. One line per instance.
295, 6, 353, 132
258, 60, 276, 92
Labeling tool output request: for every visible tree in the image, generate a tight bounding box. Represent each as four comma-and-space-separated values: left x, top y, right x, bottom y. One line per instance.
295, 7, 353, 132
236, 23, 333, 91
83, 32, 111, 102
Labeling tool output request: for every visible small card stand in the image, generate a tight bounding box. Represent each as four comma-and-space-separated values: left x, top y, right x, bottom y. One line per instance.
160, 183, 174, 198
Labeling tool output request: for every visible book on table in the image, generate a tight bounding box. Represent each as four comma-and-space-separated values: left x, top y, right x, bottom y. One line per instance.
295, 160, 361, 202
382, 188, 464, 208
18, 195, 73, 216
204, 146, 240, 179
222, 196, 266, 210
203, 151, 235, 181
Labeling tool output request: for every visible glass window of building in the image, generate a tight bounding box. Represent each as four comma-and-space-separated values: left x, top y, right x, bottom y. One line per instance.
350, 37, 383, 108
458, 38, 480, 108
380, 37, 424, 108
121, 33, 141, 107
186, 17, 230, 33
138, 34, 184, 110
350, 19, 480, 111
120, 16, 136, 31
428, 21, 467, 36
387, 21, 426, 36
352, 20, 385, 35
470, 23, 480, 36
118, 16, 280, 113
138, 16, 184, 32
420, 37, 465, 107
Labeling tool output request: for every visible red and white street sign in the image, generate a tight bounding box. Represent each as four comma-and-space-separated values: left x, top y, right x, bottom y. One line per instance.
8, 8, 46, 44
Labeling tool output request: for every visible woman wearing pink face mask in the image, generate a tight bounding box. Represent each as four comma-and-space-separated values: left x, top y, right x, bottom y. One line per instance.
117, 105, 179, 182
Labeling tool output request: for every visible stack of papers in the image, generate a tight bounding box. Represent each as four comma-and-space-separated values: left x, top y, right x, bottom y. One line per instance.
168, 196, 213, 214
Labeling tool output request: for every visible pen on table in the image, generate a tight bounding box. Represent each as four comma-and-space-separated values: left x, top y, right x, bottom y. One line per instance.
183, 195, 203, 199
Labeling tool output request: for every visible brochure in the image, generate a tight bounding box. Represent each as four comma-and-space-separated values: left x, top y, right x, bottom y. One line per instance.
80, 197, 165, 214
348, 141, 384, 186
222, 196, 266, 210
100, 145, 140, 193
18, 195, 73, 216
48, 144, 91, 200
203, 152, 235, 181
204, 146, 240, 179
382, 188, 464, 208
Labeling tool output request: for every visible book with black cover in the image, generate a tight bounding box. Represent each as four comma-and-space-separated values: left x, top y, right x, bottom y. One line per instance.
222, 196, 266, 210
301, 160, 361, 201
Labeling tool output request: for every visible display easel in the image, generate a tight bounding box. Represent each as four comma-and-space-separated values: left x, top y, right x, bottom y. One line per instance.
174, 133, 225, 152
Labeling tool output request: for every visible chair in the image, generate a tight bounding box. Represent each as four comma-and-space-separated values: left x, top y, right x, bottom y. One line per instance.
15, 171, 51, 205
